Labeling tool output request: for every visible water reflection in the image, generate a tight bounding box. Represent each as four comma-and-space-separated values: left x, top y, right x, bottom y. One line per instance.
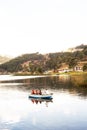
0, 90, 28, 123
0, 75, 87, 130
70, 74, 87, 87
0, 75, 87, 98
29, 97, 53, 107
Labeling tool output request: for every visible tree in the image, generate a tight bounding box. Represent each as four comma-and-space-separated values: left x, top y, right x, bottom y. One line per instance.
83, 64, 87, 71
68, 58, 78, 70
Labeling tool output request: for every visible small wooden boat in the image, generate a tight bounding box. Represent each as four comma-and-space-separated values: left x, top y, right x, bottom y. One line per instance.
29, 94, 53, 99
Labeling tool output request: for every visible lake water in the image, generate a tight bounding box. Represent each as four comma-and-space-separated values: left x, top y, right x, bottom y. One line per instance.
0, 75, 87, 130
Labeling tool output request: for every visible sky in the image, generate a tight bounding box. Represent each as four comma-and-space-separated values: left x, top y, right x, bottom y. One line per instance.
0, 0, 87, 57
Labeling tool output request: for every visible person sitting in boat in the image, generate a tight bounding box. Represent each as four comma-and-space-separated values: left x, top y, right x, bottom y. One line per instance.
33, 89, 39, 95
38, 89, 42, 95
45, 89, 49, 94
31, 89, 37, 94
35, 89, 42, 95
31, 89, 34, 94
34, 89, 37, 94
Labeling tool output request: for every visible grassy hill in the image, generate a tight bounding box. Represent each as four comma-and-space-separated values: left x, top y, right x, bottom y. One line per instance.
0, 44, 87, 74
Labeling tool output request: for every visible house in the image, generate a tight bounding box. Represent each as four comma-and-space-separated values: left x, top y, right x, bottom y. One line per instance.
58, 63, 72, 73
74, 62, 85, 72
74, 65, 83, 72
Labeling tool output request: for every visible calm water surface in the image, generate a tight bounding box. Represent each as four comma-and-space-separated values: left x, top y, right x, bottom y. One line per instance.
0, 75, 87, 130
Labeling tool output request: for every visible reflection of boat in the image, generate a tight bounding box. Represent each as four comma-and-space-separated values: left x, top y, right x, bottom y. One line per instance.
29, 97, 53, 102
29, 94, 53, 99
29, 97, 53, 106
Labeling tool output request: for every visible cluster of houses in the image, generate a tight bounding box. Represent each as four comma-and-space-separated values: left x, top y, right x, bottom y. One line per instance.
58, 63, 83, 73
45, 62, 86, 74
57, 61, 87, 73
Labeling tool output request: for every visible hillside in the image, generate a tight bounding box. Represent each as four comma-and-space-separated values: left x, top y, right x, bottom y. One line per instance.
66, 44, 86, 52
0, 55, 12, 64
0, 44, 87, 73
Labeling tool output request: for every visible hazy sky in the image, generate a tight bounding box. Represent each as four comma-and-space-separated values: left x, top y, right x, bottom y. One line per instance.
0, 0, 87, 57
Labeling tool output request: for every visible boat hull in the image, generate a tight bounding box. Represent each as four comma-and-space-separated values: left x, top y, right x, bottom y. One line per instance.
29, 94, 52, 99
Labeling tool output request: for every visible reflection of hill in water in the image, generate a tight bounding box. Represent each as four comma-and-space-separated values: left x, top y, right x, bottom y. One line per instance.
71, 74, 87, 87
70, 74, 87, 98
0, 75, 87, 98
